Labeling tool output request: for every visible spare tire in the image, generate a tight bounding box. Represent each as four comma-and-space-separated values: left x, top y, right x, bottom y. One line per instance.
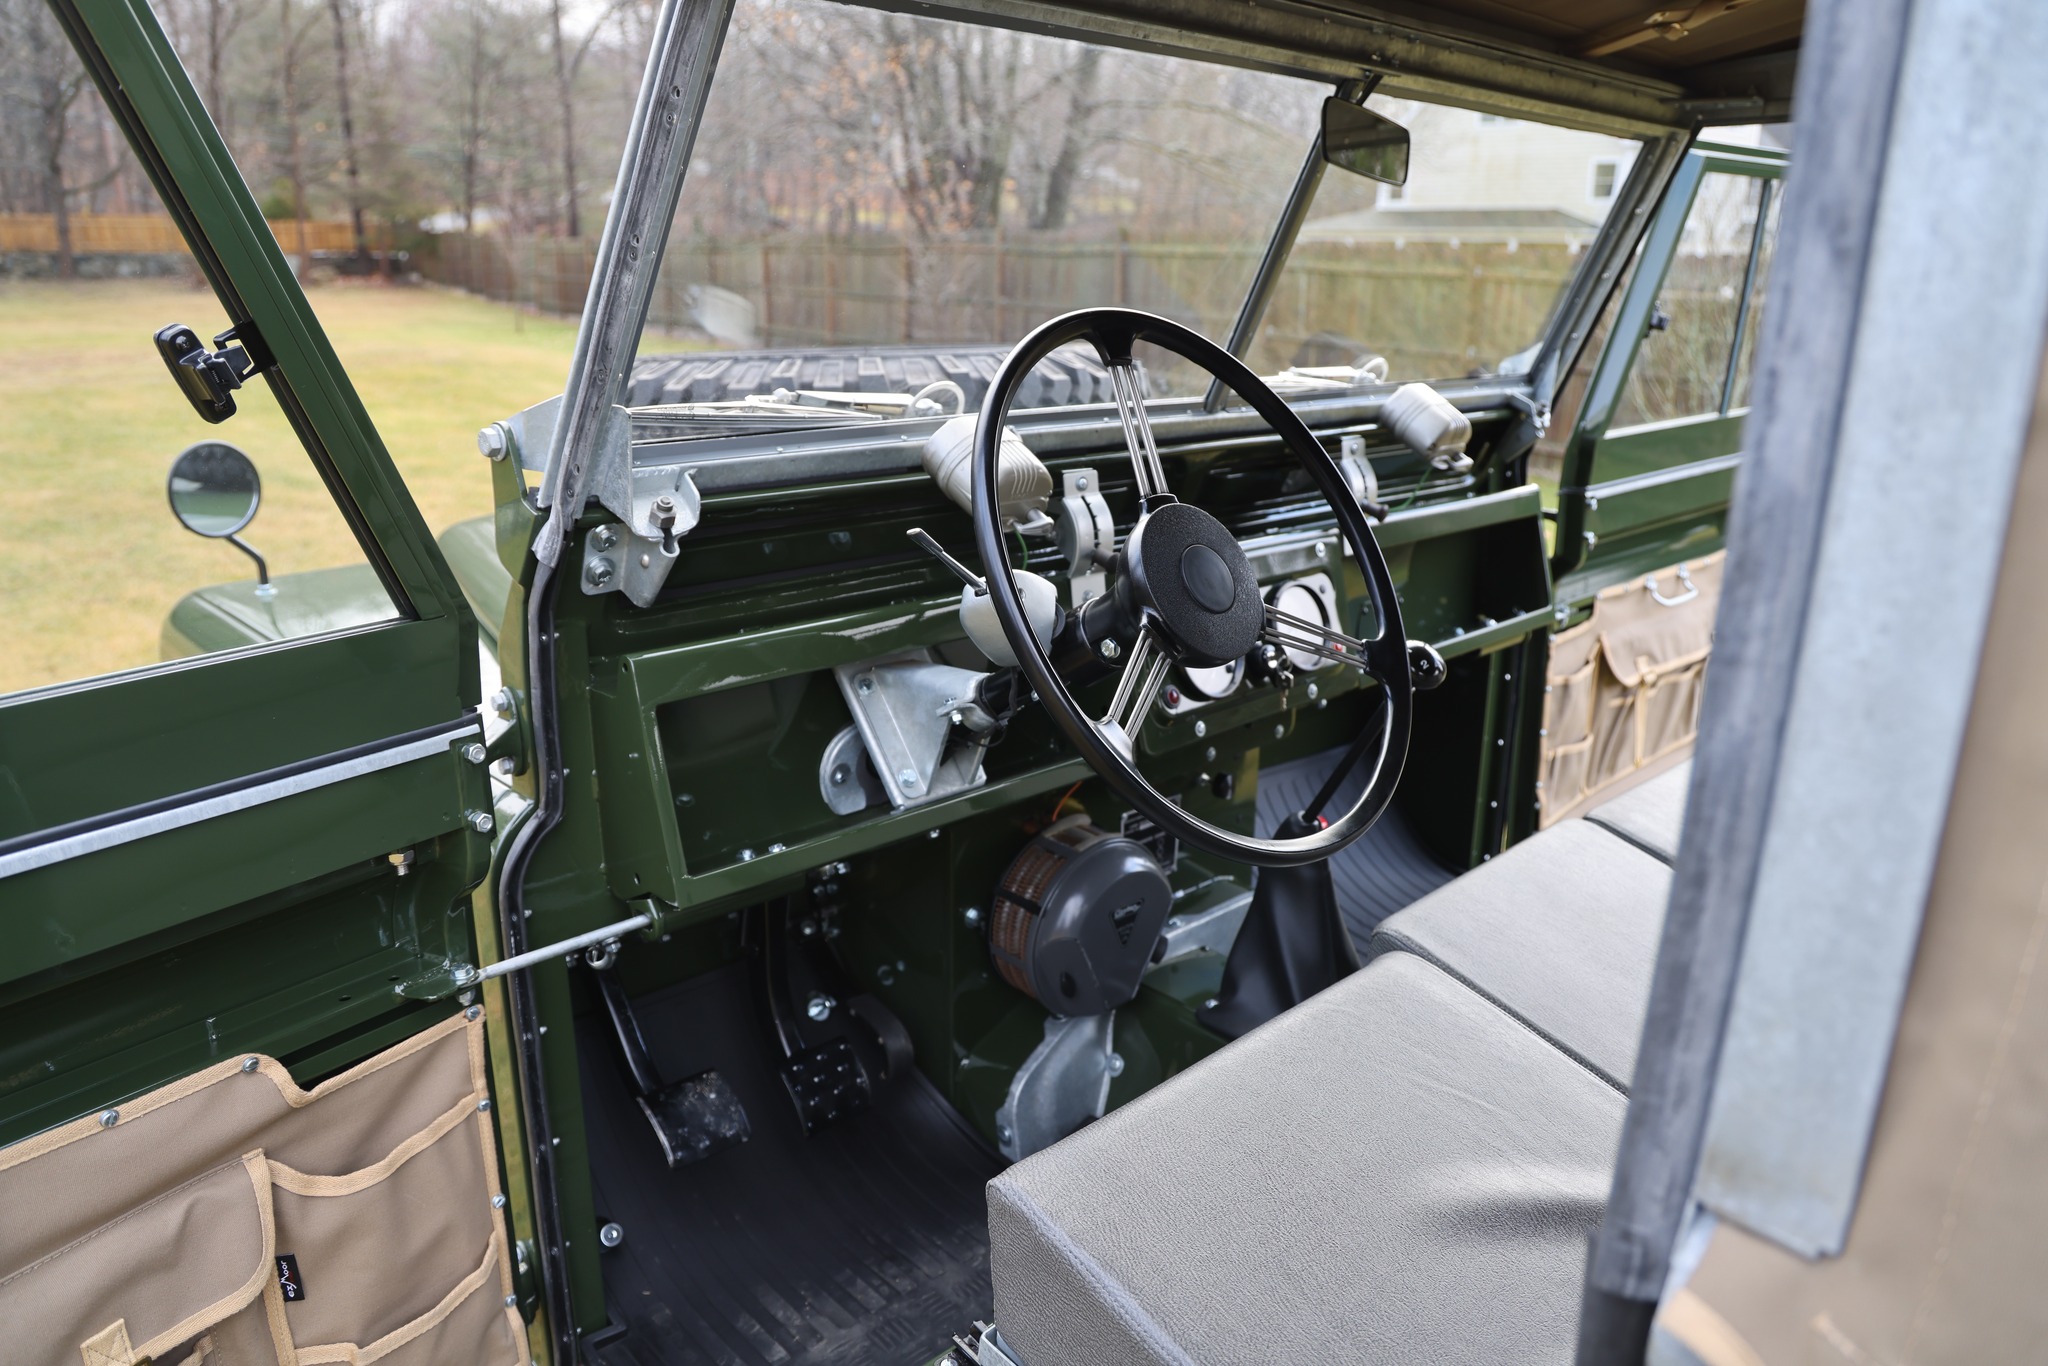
627, 341, 1141, 412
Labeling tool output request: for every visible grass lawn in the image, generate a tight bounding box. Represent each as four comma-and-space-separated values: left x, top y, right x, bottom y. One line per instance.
0, 278, 579, 695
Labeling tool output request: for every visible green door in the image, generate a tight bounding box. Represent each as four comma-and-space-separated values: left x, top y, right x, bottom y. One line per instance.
1, 0, 489, 1153
1549, 141, 1787, 607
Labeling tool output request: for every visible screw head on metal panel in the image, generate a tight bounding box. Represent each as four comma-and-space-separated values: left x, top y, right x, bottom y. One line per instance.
1106, 1052, 1126, 1077
963, 906, 983, 928
99, 1110, 119, 1128
599, 1221, 625, 1247
1098, 638, 1121, 661
592, 525, 619, 552
477, 423, 509, 461
856, 675, 875, 695
242, 1057, 260, 1073
585, 559, 615, 589
505, 1294, 520, 1307
1274, 723, 1286, 739
1194, 720, 1207, 739
996, 1124, 1013, 1145
898, 767, 919, 791
467, 810, 495, 834
463, 742, 488, 765
1305, 682, 1319, 701
492, 1193, 508, 1209
491, 688, 516, 718
478, 1098, 492, 1112
465, 1005, 482, 1021
806, 992, 836, 1023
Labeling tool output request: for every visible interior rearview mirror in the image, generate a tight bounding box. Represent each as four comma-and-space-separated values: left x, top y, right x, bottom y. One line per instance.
1321, 98, 1410, 186
167, 441, 272, 588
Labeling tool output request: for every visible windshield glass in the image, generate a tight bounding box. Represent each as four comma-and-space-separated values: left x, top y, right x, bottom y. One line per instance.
625, 0, 1641, 433
1254, 101, 1643, 384
628, 0, 1322, 426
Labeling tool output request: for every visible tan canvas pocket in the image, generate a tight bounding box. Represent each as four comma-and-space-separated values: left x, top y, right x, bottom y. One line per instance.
268, 1099, 500, 1351
1638, 656, 1709, 763
295, 1246, 525, 1366
0, 1151, 281, 1366
1540, 552, 1725, 822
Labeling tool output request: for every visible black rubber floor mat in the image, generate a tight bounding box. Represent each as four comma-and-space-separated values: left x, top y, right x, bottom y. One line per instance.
1256, 747, 1460, 949
581, 962, 1001, 1366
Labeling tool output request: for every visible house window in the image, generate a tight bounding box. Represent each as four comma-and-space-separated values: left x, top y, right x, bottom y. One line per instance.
1590, 157, 1622, 203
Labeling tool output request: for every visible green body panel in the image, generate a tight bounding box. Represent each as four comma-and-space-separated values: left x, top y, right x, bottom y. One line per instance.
160, 563, 397, 659
440, 515, 515, 652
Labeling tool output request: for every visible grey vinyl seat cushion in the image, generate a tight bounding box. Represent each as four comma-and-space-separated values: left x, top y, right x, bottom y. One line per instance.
1366, 819, 1672, 1091
1584, 760, 1692, 864
987, 951, 1627, 1366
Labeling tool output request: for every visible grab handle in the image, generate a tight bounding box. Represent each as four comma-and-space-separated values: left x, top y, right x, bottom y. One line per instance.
1645, 563, 1699, 607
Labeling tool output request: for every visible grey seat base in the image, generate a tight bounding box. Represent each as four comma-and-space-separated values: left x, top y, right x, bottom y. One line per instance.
1367, 819, 1673, 1091
988, 952, 1628, 1366
1585, 760, 1692, 864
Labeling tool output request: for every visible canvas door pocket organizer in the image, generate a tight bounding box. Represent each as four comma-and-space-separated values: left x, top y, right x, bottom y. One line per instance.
0, 1150, 283, 1366
0, 1012, 522, 1366
1540, 551, 1724, 825
269, 1098, 516, 1360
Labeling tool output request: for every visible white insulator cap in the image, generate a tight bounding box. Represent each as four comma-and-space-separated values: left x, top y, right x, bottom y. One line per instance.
1380, 382, 1474, 471
923, 414, 1054, 532
959, 573, 1061, 668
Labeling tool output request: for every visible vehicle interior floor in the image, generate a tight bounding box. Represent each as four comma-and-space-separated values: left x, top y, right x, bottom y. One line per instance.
1256, 744, 1460, 947
580, 962, 1001, 1366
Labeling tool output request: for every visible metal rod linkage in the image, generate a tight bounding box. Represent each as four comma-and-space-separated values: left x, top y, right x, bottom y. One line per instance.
474, 913, 654, 983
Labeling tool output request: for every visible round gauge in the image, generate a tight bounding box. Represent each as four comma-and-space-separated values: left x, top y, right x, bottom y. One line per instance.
1269, 580, 1335, 672
1180, 656, 1244, 701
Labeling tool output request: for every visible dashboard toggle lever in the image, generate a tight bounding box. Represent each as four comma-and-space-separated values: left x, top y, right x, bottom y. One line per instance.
907, 527, 988, 595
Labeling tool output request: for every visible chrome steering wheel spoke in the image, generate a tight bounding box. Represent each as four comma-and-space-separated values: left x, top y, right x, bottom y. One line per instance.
1098, 625, 1173, 745
1261, 601, 1376, 674
1107, 358, 1170, 500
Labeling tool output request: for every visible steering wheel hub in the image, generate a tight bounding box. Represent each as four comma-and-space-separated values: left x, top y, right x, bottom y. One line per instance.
1121, 501, 1264, 667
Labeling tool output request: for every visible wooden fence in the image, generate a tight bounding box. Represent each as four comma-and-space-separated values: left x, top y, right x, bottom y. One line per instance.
0, 213, 387, 256
423, 231, 1583, 379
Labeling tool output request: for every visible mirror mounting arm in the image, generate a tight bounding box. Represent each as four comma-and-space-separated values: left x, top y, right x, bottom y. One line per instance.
226, 532, 270, 587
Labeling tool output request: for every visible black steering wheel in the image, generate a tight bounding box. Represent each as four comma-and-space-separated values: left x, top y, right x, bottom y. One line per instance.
973, 308, 1431, 869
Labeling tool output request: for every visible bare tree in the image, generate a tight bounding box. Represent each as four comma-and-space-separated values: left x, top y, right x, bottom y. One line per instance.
7, 0, 91, 277
327, 0, 369, 261
275, 0, 323, 257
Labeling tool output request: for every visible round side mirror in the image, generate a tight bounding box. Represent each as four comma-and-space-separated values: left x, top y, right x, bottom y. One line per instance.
167, 441, 261, 538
